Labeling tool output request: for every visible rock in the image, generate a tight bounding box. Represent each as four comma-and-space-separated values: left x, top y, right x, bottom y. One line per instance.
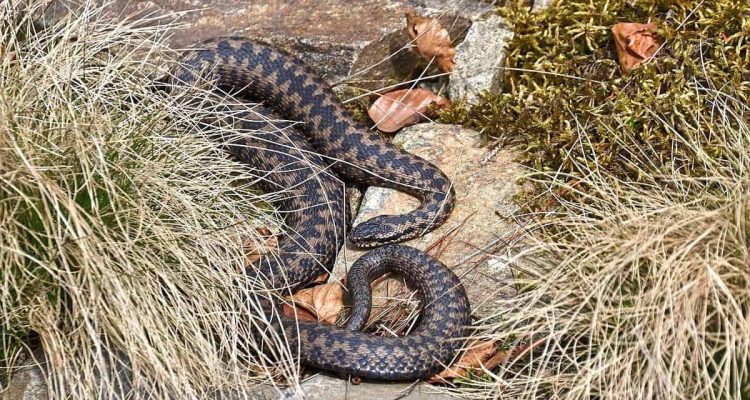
448, 14, 514, 104
346, 1, 494, 91
1, 347, 48, 400
1, 346, 141, 400
346, 13, 472, 92
285, 373, 454, 400
334, 124, 523, 306
43, 0, 491, 85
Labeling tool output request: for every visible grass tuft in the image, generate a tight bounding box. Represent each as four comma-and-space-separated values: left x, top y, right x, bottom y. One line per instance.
437, 1, 750, 398
470, 86, 750, 400
446, 78, 750, 400
0, 1, 304, 398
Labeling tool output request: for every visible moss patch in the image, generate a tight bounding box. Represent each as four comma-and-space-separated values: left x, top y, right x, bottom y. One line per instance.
441, 0, 750, 206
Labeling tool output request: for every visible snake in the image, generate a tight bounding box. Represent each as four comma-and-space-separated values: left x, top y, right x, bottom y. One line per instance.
171, 37, 471, 380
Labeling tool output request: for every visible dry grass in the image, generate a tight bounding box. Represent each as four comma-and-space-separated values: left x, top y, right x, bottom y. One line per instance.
0, 1, 310, 398
442, 85, 750, 399
11, 1, 748, 398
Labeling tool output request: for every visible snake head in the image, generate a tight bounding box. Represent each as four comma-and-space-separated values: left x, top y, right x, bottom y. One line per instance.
349, 216, 417, 248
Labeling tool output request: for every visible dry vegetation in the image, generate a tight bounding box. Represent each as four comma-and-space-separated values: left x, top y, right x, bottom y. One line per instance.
437, 1, 750, 399
3, 0, 750, 399
447, 87, 750, 399
0, 2, 305, 398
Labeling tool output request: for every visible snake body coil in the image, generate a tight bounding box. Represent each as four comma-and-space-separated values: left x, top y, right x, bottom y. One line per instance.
174, 38, 470, 380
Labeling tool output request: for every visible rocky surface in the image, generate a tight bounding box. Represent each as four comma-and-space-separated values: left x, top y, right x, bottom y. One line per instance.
1, 353, 48, 400
334, 124, 523, 306
282, 373, 454, 400
449, 14, 514, 104
1, 346, 141, 400
43, 0, 492, 85
2, 352, 453, 400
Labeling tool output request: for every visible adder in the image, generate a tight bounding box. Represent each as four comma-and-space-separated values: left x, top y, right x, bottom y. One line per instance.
171, 37, 471, 380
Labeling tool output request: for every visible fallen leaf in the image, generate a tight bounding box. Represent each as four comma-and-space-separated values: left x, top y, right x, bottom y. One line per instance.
429, 339, 545, 383
368, 88, 450, 132
284, 282, 344, 324
405, 9, 456, 72
311, 273, 329, 285
282, 302, 318, 322
612, 22, 660, 73
282, 274, 330, 323
244, 227, 278, 266
428, 340, 500, 383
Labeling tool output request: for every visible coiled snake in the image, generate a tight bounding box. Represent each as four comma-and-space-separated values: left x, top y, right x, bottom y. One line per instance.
172, 38, 470, 380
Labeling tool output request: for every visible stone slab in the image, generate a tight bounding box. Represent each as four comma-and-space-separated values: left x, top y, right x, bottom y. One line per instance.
285, 373, 454, 400
449, 14, 514, 103
43, 0, 491, 83
334, 124, 523, 306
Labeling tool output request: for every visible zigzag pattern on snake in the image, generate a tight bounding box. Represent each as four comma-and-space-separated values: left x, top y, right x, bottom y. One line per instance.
172, 37, 470, 380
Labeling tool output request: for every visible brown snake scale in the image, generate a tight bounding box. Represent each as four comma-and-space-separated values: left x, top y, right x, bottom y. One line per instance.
171, 37, 471, 380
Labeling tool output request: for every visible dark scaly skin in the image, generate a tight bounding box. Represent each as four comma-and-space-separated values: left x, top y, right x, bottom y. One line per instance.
172, 37, 469, 380
299, 245, 470, 380
175, 37, 456, 247
226, 106, 349, 289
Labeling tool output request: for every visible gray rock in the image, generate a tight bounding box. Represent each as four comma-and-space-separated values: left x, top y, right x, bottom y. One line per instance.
2, 347, 48, 400
346, 0, 494, 89
334, 123, 523, 306
1, 346, 141, 400
44, 0, 491, 85
346, 12, 473, 92
286, 373, 454, 400
448, 14, 514, 104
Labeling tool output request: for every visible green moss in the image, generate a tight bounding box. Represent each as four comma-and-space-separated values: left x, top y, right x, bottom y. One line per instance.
334, 86, 374, 127
441, 0, 750, 207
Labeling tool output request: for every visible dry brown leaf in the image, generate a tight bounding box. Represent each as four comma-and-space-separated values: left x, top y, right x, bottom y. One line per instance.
368, 88, 450, 133
612, 22, 660, 73
243, 227, 278, 266
405, 9, 456, 72
282, 273, 332, 323
284, 282, 344, 324
311, 273, 329, 285
428, 340, 500, 383
429, 339, 545, 383
282, 302, 318, 322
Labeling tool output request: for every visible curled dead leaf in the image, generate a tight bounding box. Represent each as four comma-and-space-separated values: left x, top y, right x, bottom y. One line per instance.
243, 227, 278, 266
284, 282, 344, 325
311, 273, 329, 285
282, 302, 318, 323
429, 339, 544, 383
429, 340, 500, 383
368, 88, 450, 133
612, 22, 660, 73
405, 9, 456, 72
